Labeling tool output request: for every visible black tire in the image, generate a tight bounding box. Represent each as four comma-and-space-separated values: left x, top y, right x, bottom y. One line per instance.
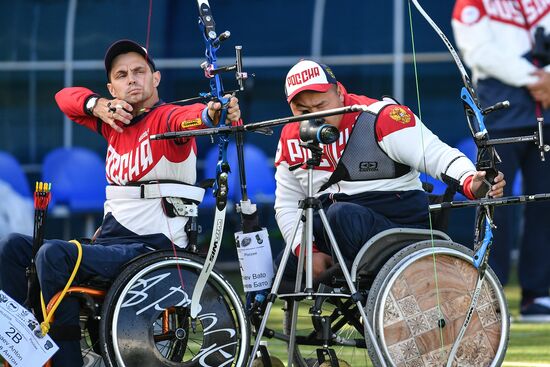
365, 240, 509, 367
99, 250, 249, 367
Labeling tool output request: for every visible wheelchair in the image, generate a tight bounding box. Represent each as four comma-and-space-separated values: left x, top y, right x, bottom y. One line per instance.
274, 182, 510, 367
278, 228, 510, 367
32, 247, 249, 367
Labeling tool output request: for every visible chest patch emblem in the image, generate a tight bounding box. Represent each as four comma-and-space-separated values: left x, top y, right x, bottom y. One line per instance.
389, 107, 411, 124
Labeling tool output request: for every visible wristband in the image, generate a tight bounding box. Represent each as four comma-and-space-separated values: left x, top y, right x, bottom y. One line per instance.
84, 94, 100, 116
462, 175, 475, 200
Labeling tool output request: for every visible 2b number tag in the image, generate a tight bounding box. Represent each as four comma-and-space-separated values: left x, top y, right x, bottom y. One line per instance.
0, 290, 58, 366
5, 327, 22, 344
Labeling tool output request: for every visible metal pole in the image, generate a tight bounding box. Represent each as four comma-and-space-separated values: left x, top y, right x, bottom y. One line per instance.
311, 0, 326, 59
63, 0, 78, 148
29, 4, 40, 163
393, 0, 405, 102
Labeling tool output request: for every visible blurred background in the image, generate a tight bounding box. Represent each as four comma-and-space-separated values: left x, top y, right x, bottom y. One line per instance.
0, 0, 488, 262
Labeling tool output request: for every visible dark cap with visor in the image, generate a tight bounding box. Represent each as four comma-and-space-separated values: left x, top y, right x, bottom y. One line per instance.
104, 39, 156, 80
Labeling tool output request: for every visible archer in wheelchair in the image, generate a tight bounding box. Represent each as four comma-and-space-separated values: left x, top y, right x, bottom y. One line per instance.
273, 59, 505, 288
252, 59, 509, 367
0, 38, 243, 367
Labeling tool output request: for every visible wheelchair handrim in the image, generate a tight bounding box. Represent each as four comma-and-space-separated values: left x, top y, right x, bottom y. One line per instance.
110, 257, 249, 367
372, 245, 509, 367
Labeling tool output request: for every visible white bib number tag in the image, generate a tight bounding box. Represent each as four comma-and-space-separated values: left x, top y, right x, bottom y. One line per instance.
0, 290, 58, 366
235, 228, 274, 292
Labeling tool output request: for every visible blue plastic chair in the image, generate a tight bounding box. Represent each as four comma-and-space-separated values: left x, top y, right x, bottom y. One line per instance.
0, 151, 31, 198
200, 143, 276, 208
42, 147, 107, 213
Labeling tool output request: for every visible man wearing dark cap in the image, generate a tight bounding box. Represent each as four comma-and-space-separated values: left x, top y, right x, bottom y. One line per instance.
0, 39, 241, 366
274, 59, 506, 281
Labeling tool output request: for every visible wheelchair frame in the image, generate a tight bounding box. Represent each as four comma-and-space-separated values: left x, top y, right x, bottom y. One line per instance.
275, 228, 510, 367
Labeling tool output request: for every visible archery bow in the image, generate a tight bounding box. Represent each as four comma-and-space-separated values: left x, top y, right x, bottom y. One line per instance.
408, 1, 505, 365
156, 2, 369, 323
411, 2, 550, 365
189, 0, 235, 319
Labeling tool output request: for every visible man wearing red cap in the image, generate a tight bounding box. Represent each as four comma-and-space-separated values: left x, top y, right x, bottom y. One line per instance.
0, 39, 241, 366
274, 59, 506, 281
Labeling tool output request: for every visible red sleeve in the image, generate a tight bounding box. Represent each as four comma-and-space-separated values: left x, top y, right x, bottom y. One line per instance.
452, 0, 485, 25
167, 103, 208, 132
375, 104, 416, 142
55, 87, 105, 134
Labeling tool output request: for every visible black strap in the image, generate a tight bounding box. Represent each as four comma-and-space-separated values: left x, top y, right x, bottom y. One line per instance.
319, 164, 349, 192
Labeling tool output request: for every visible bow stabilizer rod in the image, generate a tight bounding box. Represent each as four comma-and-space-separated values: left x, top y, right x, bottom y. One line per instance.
150, 104, 368, 140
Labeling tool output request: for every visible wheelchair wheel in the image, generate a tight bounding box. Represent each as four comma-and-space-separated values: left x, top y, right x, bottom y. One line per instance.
283, 288, 370, 367
366, 240, 509, 367
99, 250, 249, 367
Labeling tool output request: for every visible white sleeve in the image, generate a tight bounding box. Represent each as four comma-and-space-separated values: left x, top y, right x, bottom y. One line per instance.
452, 18, 537, 87
378, 115, 477, 185
274, 162, 307, 254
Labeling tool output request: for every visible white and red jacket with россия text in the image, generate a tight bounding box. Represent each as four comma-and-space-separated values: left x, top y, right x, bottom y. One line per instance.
452, 0, 550, 130
274, 86, 477, 254
55, 87, 208, 248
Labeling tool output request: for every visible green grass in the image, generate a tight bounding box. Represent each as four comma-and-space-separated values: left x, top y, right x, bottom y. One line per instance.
502, 282, 550, 365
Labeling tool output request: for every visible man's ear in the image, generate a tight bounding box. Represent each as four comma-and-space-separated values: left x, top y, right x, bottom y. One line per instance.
107, 83, 116, 98
153, 71, 161, 88
336, 85, 344, 103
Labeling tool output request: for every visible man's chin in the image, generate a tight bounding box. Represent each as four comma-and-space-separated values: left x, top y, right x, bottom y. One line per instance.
125, 96, 142, 105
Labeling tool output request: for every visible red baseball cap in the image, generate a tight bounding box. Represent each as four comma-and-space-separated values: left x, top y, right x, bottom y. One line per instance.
285, 60, 337, 102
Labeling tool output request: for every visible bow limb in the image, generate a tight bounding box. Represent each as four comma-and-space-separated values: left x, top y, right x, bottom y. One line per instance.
410, 0, 506, 184
410, 0, 486, 137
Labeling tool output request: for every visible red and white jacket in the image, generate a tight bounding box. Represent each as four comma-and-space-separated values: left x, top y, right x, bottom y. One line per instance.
452, 0, 550, 130
55, 87, 208, 248
452, 0, 550, 86
274, 87, 477, 254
